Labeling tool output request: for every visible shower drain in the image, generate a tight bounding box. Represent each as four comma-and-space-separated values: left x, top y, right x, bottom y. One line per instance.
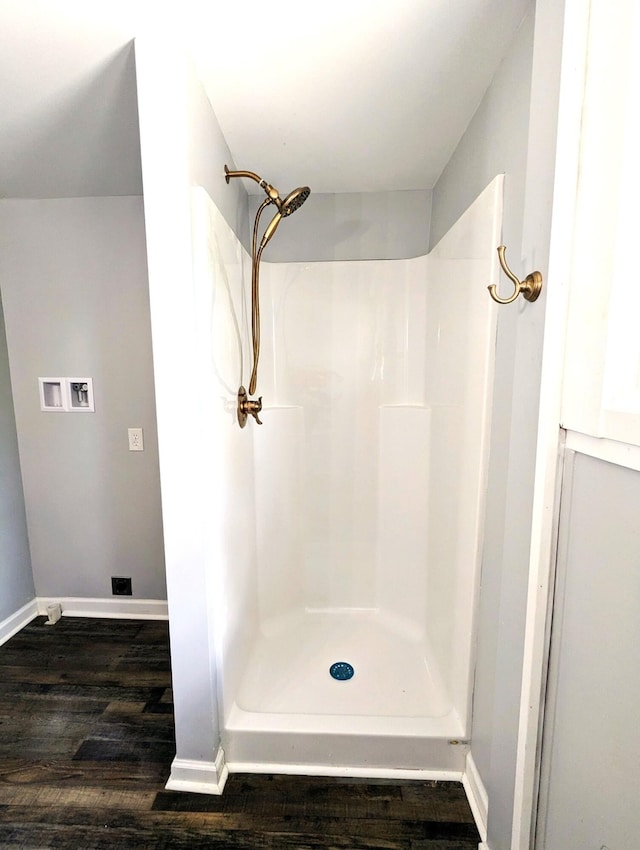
329, 661, 354, 681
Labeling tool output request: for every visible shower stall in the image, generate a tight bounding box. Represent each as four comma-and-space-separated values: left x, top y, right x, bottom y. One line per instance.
190, 175, 502, 777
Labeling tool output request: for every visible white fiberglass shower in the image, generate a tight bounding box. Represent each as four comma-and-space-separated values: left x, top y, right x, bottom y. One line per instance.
192, 176, 502, 777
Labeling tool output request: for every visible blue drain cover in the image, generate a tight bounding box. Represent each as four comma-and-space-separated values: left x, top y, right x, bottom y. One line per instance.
329, 661, 354, 681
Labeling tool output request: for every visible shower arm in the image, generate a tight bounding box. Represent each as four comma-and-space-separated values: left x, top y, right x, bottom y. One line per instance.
224, 165, 281, 207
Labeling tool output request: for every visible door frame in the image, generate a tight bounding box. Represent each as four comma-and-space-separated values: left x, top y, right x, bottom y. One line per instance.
510, 1, 591, 847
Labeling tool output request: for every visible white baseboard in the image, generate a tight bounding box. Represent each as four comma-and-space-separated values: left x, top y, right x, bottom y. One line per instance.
1, 597, 168, 646
36, 597, 168, 620
225, 762, 462, 783
0, 599, 39, 646
166, 748, 228, 795
462, 751, 488, 843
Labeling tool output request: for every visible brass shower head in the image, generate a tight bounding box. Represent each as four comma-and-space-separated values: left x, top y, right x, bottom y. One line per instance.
224, 165, 310, 218
281, 186, 311, 216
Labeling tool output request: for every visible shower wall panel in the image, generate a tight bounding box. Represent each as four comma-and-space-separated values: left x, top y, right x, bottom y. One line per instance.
377, 405, 430, 635
257, 259, 431, 617
195, 177, 502, 770
256, 177, 502, 730
191, 188, 259, 718
425, 177, 503, 716
253, 407, 305, 625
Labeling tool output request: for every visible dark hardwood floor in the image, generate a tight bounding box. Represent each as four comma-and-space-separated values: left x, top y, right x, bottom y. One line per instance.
0, 616, 480, 849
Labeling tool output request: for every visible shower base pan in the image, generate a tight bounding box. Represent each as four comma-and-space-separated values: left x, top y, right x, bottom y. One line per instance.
222, 611, 468, 777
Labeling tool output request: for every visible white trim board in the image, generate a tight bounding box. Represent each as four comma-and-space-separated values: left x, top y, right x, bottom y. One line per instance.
462, 752, 488, 843
0, 598, 39, 647
166, 749, 228, 795
1, 597, 168, 647
225, 763, 463, 783
36, 597, 168, 620
564, 429, 640, 472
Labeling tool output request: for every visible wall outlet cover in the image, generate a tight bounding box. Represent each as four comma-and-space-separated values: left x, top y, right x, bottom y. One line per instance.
128, 427, 144, 451
111, 577, 132, 596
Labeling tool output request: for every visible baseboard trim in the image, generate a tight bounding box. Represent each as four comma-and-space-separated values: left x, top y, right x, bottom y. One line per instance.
462, 751, 488, 843
0, 599, 39, 646
166, 748, 228, 795
36, 597, 168, 620
225, 762, 463, 783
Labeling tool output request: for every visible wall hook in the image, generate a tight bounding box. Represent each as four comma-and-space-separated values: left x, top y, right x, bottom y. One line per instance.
488, 245, 543, 304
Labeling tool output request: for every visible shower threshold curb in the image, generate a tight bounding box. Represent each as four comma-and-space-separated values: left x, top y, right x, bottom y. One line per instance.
224, 761, 463, 783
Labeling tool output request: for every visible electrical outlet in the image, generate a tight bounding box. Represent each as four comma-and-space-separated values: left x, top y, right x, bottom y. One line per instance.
111, 577, 132, 596
128, 427, 144, 451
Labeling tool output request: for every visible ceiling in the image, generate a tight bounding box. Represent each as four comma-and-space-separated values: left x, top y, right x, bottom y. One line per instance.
0, 0, 530, 199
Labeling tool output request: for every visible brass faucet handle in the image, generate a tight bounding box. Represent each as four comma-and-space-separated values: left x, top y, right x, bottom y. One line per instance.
246, 397, 263, 425
237, 387, 263, 427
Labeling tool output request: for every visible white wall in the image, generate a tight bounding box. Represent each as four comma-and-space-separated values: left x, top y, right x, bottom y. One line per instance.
0, 293, 34, 624
0, 196, 165, 601
135, 38, 249, 783
249, 190, 431, 262
190, 187, 258, 726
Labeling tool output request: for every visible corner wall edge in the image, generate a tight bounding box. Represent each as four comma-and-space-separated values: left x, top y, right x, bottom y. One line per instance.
166, 748, 228, 795
0, 598, 38, 647
462, 750, 488, 843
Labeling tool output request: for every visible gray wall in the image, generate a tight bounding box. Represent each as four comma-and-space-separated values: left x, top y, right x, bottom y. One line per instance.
0, 293, 34, 622
249, 190, 431, 261
1, 42, 142, 200
429, 8, 531, 252
0, 196, 165, 600
430, 5, 546, 849
430, 0, 569, 846
537, 453, 640, 849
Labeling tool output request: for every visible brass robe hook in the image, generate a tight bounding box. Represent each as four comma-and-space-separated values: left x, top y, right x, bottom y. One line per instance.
488, 245, 543, 304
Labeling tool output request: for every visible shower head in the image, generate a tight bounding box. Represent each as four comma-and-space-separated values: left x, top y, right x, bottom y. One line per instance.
280, 186, 311, 217
259, 186, 311, 249
225, 165, 310, 217
225, 165, 310, 251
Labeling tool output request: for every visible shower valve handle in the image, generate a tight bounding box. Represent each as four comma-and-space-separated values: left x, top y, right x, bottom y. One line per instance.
245, 397, 263, 425
237, 387, 263, 427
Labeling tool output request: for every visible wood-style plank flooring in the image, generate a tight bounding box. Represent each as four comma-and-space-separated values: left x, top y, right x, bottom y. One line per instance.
0, 616, 480, 849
